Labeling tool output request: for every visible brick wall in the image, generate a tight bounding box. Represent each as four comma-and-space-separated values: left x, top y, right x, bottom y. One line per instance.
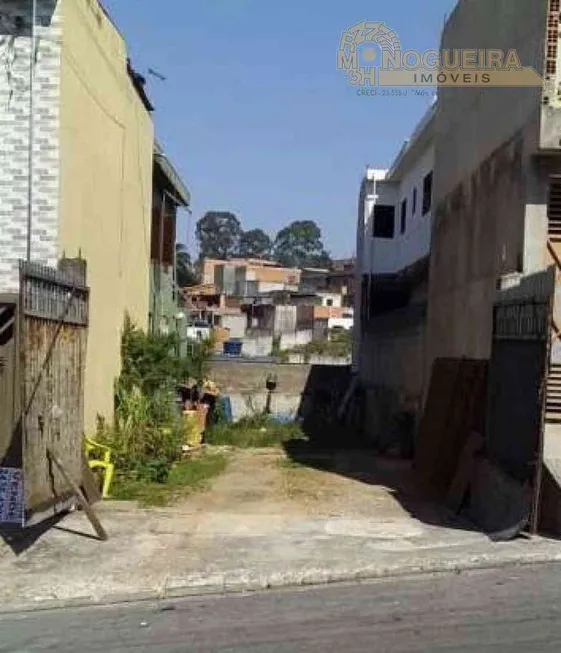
0, 1, 61, 291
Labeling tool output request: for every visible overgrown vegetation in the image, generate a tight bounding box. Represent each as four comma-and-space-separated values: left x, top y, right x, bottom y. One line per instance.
111, 452, 229, 507
205, 414, 305, 448
118, 315, 212, 395
97, 316, 216, 496
279, 329, 352, 363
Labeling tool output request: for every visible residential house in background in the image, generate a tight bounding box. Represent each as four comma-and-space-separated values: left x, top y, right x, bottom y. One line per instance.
327, 258, 356, 308
300, 260, 356, 308
354, 102, 435, 437
150, 141, 190, 336
0, 0, 155, 428
202, 258, 301, 297
300, 267, 330, 294
193, 256, 352, 356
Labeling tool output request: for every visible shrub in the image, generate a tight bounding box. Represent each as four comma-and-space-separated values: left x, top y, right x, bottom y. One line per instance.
97, 316, 213, 483
280, 329, 352, 363
99, 384, 183, 481
119, 315, 212, 395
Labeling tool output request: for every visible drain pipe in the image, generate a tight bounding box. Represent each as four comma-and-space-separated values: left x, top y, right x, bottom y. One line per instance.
26, 0, 37, 262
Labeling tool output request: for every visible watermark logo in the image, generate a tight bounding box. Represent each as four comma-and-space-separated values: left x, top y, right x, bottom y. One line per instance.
337, 21, 544, 90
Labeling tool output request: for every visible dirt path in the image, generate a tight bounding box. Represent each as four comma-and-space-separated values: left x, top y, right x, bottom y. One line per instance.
180, 447, 419, 522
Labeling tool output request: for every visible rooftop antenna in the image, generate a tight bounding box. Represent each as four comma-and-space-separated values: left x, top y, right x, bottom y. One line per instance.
148, 68, 167, 82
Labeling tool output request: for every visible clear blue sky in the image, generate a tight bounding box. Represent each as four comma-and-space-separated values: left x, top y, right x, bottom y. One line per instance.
103, 0, 456, 258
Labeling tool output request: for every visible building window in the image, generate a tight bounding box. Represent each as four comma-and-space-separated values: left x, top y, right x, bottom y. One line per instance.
412, 187, 417, 215
326, 298, 333, 307
373, 205, 395, 239
400, 199, 407, 234
422, 172, 433, 216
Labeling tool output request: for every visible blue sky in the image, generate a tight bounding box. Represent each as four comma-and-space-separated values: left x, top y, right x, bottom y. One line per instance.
103, 0, 457, 258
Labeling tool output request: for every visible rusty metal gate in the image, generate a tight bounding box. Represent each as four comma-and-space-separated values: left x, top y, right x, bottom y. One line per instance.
0, 260, 89, 526
485, 268, 555, 533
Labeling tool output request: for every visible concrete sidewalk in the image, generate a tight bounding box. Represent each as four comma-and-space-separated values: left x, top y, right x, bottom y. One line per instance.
0, 449, 560, 612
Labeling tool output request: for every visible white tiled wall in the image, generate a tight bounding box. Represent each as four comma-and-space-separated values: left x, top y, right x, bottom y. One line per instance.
0, 0, 61, 292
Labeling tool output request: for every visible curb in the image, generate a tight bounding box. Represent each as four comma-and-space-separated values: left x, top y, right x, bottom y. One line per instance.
1, 547, 560, 615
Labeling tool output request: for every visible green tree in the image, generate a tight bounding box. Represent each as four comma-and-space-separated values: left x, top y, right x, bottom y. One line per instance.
196, 211, 242, 260
175, 243, 198, 288
237, 228, 273, 259
273, 220, 331, 268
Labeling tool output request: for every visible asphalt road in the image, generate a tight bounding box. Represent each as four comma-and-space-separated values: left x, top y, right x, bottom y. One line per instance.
1, 564, 561, 652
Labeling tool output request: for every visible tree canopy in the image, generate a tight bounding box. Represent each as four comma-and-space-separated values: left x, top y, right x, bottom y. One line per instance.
196, 211, 242, 260
194, 213, 332, 269
175, 243, 199, 288
273, 220, 331, 269
237, 228, 273, 259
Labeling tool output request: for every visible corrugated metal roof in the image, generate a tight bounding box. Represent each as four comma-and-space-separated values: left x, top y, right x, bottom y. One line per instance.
154, 141, 191, 206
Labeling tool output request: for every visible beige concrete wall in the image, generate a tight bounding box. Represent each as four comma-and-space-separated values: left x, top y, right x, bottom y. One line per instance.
58, 0, 154, 428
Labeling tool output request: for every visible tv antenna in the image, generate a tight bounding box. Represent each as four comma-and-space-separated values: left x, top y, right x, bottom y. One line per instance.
148, 68, 167, 82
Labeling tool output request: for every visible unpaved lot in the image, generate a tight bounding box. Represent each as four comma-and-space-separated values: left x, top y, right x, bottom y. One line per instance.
0, 447, 547, 609
182, 448, 425, 523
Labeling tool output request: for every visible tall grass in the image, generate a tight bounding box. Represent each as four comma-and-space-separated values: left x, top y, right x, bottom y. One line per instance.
205, 414, 305, 448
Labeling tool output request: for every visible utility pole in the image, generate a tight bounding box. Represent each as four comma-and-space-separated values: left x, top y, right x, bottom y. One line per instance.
26, 0, 37, 262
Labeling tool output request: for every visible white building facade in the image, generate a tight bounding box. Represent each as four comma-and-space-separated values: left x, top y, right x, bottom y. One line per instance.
354, 103, 436, 443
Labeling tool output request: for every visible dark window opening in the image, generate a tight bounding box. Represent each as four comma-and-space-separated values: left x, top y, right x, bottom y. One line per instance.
373, 205, 395, 239
422, 172, 433, 216
412, 187, 418, 215
326, 298, 333, 307
400, 199, 407, 234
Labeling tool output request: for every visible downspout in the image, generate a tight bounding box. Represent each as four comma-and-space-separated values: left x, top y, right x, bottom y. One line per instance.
158, 191, 166, 331
26, 0, 37, 262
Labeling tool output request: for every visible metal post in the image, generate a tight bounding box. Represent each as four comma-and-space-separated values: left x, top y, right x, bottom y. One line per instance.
158, 191, 166, 330
26, 0, 37, 262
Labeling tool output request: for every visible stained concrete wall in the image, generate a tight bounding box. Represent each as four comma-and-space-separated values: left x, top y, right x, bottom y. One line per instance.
208, 360, 352, 424
208, 360, 311, 420
209, 360, 312, 396
273, 305, 297, 334
222, 313, 246, 339
359, 303, 427, 444
435, 0, 547, 202
427, 134, 527, 364
280, 330, 313, 351
426, 0, 555, 371
241, 335, 273, 358
287, 354, 351, 366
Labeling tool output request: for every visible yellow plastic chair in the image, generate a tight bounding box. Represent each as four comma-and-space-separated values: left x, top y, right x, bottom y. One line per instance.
85, 437, 115, 499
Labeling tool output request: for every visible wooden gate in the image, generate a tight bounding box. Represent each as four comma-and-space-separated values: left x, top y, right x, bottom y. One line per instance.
0, 260, 89, 526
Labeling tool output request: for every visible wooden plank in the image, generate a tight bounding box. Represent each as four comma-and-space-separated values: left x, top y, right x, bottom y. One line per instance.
415, 358, 461, 484
47, 448, 108, 541
81, 451, 102, 505
415, 358, 487, 498
446, 432, 484, 514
